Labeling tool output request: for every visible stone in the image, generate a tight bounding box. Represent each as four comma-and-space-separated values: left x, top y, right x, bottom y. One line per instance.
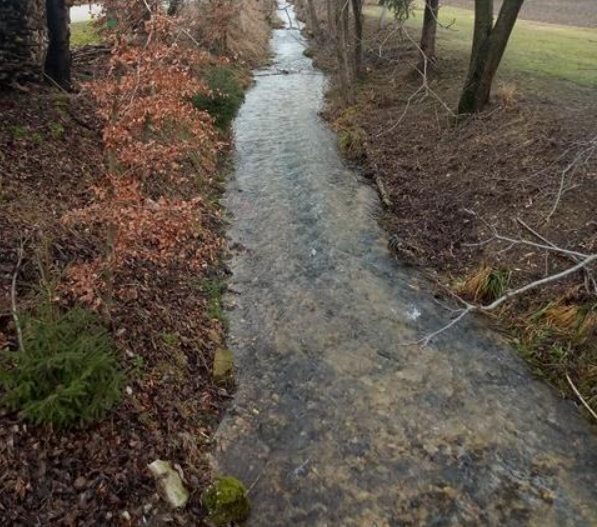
201, 476, 250, 526
212, 348, 235, 383
0, 0, 48, 85
147, 460, 189, 509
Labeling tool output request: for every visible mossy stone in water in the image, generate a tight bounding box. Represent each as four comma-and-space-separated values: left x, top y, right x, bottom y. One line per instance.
202, 476, 250, 526
213, 348, 235, 384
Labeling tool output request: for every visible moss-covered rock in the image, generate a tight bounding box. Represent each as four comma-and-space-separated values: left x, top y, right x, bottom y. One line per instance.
201, 476, 250, 526
213, 348, 235, 384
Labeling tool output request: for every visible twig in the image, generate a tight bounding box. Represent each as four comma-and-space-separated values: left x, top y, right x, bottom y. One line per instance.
416, 253, 597, 346
11, 241, 26, 352
566, 373, 597, 422
546, 134, 597, 222
374, 175, 392, 208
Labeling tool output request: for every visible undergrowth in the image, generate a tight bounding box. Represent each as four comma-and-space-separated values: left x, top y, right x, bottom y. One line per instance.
0, 305, 124, 428
193, 65, 245, 131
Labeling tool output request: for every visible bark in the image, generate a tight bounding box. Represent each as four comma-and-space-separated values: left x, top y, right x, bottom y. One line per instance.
306, 0, 322, 41
0, 0, 48, 86
334, 0, 353, 103
418, 0, 439, 71
45, 0, 71, 90
167, 0, 183, 16
470, 0, 493, 67
459, 0, 525, 114
327, 0, 334, 33
351, 0, 363, 79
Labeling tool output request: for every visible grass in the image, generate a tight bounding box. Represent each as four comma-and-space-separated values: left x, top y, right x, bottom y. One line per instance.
365, 4, 597, 88
71, 21, 101, 48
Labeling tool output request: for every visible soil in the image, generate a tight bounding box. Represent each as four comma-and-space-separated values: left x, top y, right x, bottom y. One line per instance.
443, 0, 597, 28
0, 50, 231, 527
313, 14, 597, 407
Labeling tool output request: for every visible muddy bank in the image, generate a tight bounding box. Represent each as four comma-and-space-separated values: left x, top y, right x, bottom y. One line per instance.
213, 2, 597, 525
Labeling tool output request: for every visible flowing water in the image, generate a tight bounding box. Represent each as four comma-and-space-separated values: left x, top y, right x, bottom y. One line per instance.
214, 3, 597, 525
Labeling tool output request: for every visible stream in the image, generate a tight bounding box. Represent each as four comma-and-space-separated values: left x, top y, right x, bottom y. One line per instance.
214, 2, 597, 525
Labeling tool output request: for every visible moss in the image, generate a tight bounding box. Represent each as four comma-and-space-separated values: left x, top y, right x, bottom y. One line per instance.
201, 476, 250, 526
213, 348, 234, 384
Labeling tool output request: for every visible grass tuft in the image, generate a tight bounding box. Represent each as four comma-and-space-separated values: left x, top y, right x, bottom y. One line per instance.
458, 266, 511, 304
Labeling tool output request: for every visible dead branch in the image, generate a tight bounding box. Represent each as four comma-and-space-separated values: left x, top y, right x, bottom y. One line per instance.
546, 133, 597, 222
415, 251, 597, 347
517, 217, 597, 294
566, 373, 597, 423
374, 174, 392, 208
11, 241, 26, 352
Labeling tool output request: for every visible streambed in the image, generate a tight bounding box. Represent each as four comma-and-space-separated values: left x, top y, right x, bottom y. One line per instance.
214, 2, 597, 525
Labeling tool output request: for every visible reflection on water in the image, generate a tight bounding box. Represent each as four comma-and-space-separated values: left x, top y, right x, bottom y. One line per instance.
214, 1, 597, 525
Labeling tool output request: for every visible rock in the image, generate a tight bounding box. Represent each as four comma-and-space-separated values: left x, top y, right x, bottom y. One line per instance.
212, 348, 235, 383
148, 460, 189, 509
201, 476, 250, 526
73, 476, 86, 490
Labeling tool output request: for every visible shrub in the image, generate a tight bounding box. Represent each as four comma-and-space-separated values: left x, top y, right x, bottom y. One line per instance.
0, 307, 124, 428
192, 66, 245, 131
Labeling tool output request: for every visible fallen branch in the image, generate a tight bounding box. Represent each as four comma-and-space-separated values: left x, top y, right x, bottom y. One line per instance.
374, 175, 392, 208
566, 374, 597, 423
11, 241, 26, 352
416, 253, 597, 347
546, 133, 597, 222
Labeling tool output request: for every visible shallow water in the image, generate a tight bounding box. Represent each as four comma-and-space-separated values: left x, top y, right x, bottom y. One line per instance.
214, 2, 597, 525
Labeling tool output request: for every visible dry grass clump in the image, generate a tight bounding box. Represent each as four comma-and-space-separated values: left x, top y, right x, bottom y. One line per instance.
333, 106, 368, 159
457, 266, 511, 304
495, 82, 519, 107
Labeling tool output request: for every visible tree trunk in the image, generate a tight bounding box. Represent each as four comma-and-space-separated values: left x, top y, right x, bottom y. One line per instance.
334, 0, 353, 103
168, 0, 183, 16
327, 0, 334, 33
418, 0, 439, 72
470, 0, 493, 67
306, 0, 322, 41
0, 0, 48, 86
459, 0, 524, 114
45, 0, 71, 90
351, 0, 363, 79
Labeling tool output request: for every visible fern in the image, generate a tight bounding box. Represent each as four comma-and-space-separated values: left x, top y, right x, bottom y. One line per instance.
0, 307, 124, 428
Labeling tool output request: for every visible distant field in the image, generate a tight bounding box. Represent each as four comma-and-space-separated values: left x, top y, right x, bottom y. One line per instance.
365, 4, 597, 89
71, 21, 100, 47
443, 0, 597, 28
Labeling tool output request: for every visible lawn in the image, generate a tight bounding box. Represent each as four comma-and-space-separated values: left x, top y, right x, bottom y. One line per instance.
71, 21, 101, 48
364, 4, 597, 88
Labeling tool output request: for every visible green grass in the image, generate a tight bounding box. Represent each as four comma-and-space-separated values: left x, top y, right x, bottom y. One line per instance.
365, 4, 597, 88
71, 21, 101, 48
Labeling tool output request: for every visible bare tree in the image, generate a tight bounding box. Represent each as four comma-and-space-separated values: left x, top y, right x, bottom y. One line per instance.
458, 0, 525, 114
45, 0, 71, 89
168, 0, 183, 16
350, 0, 363, 79
419, 0, 439, 71
333, 0, 354, 103
305, 0, 323, 41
